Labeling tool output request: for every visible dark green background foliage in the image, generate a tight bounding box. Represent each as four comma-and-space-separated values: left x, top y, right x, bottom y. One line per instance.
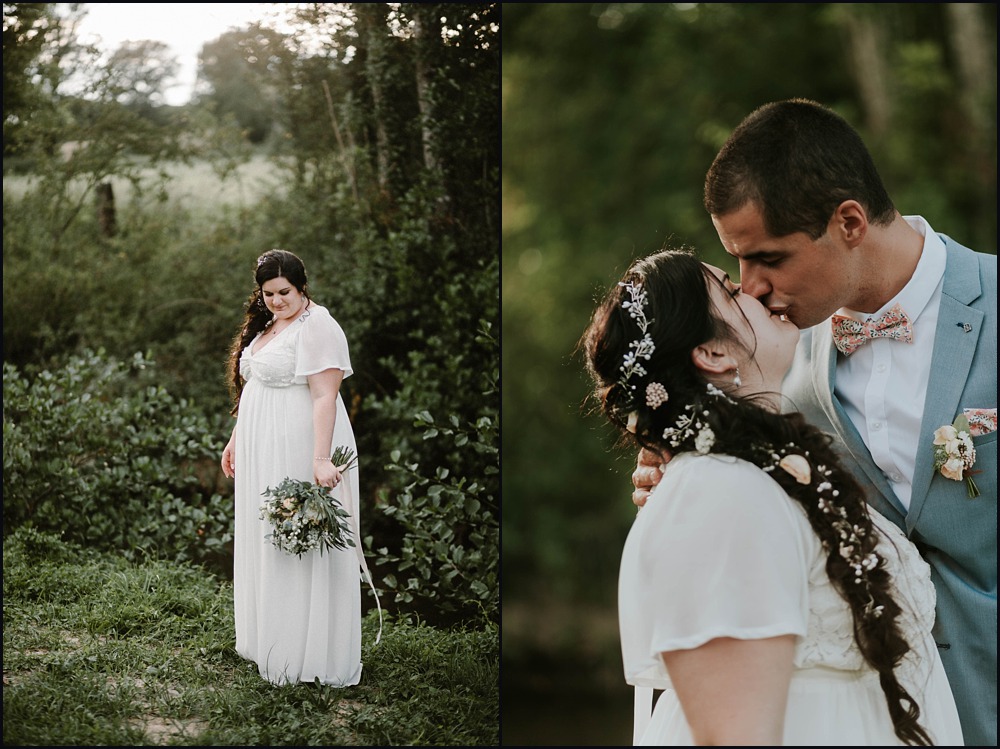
502, 3, 995, 744
3, 3, 498, 625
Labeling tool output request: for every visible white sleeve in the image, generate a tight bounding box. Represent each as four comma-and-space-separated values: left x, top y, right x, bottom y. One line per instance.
295, 307, 353, 380
640, 456, 812, 655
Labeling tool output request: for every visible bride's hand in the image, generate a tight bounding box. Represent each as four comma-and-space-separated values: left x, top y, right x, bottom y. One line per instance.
632, 447, 670, 507
221, 440, 236, 479
314, 460, 343, 489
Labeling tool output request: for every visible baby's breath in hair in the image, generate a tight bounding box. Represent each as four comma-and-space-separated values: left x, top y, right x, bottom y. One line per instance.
618, 281, 656, 405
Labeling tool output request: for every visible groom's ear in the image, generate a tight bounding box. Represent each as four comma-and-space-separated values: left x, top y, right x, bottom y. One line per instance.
831, 200, 868, 248
691, 341, 738, 376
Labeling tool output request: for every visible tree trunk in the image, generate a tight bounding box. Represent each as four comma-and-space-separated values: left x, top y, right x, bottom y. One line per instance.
321, 79, 362, 210
96, 182, 117, 238
412, 6, 440, 176
944, 3, 997, 250
945, 3, 995, 134
841, 6, 891, 138
356, 3, 392, 195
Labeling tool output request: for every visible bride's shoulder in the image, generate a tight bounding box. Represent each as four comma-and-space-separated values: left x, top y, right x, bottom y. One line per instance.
669, 452, 774, 483
646, 453, 803, 532
303, 303, 337, 327
305, 302, 331, 318
662, 453, 786, 503
301, 303, 350, 339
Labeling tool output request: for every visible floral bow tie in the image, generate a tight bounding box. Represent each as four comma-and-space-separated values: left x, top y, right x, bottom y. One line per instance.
831, 303, 913, 356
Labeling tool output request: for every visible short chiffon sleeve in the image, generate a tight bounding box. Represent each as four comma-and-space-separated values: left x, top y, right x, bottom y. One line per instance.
639, 455, 812, 655
294, 305, 353, 380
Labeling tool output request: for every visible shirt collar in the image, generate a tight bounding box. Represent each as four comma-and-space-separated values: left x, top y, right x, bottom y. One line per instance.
834, 215, 946, 323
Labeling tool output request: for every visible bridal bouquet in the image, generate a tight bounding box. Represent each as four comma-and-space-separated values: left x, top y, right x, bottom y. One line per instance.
259, 447, 358, 557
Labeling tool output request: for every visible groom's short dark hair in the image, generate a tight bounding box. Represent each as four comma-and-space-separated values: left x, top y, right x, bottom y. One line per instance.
704, 98, 896, 240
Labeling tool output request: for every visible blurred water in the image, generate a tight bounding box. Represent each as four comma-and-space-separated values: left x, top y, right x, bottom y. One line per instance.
501, 681, 634, 746
502, 597, 632, 745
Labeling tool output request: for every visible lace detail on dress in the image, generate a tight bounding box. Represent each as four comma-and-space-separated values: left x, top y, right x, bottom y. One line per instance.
794, 507, 937, 677
796, 550, 863, 670
240, 328, 300, 388
869, 509, 938, 689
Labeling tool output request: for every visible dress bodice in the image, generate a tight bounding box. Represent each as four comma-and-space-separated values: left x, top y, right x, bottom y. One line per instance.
238, 304, 353, 390
240, 323, 302, 388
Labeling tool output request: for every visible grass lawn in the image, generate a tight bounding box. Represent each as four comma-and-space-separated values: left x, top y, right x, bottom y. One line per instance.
2, 528, 498, 746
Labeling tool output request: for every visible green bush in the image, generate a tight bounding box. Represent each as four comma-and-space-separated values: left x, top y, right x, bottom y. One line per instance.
367, 319, 499, 623
2, 350, 232, 566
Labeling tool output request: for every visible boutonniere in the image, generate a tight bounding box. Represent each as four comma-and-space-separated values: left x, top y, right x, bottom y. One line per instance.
932, 415, 981, 498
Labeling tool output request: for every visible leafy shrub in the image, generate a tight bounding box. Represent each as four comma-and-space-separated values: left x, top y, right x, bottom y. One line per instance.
366, 319, 499, 623
2, 350, 232, 566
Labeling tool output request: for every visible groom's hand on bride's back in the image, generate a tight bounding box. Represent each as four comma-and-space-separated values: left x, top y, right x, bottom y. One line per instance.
632, 447, 671, 507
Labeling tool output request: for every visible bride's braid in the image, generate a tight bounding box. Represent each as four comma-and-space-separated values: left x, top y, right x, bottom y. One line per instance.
582, 249, 933, 746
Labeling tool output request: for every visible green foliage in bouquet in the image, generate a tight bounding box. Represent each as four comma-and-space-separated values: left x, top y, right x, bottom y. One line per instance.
330, 445, 359, 472
260, 473, 356, 559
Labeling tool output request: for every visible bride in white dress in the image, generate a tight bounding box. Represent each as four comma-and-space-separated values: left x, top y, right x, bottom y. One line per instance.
222, 249, 378, 686
580, 249, 963, 745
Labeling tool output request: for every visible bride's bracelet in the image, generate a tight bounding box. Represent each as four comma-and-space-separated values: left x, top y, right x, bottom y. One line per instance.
314, 456, 332, 462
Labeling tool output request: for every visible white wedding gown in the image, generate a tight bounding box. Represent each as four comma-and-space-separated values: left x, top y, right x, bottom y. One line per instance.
619, 452, 964, 746
233, 303, 364, 686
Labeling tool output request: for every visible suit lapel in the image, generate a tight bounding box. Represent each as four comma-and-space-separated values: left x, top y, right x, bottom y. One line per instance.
810, 322, 906, 520
905, 239, 984, 531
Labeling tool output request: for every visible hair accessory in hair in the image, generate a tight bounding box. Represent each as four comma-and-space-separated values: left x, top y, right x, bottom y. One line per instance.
626, 412, 639, 434
645, 382, 668, 409
763, 446, 884, 619
706, 382, 736, 403
779, 454, 811, 484
618, 281, 655, 396
662, 388, 717, 454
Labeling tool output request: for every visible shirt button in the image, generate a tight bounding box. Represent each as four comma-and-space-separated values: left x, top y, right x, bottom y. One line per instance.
871, 421, 882, 431
876, 363, 887, 373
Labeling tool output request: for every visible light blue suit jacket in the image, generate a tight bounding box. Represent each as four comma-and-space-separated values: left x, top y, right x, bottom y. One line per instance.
783, 236, 997, 747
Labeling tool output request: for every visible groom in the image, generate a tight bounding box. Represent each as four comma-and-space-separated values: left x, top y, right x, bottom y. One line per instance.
633, 99, 997, 746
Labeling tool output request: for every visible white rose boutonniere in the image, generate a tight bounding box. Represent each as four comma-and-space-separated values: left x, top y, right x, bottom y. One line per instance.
933, 415, 981, 499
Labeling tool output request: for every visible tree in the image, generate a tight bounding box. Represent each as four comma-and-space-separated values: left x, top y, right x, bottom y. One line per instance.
3, 3, 55, 160
196, 24, 291, 143
105, 39, 179, 116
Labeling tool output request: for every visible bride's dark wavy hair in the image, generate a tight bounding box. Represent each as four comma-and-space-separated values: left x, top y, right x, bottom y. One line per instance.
581, 248, 933, 746
226, 249, 310, 414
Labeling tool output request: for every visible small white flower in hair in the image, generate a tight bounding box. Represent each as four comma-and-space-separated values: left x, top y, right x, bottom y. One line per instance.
694, 427, 715, 454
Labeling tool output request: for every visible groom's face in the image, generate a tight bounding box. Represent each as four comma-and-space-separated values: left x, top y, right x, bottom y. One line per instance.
712, 202, 855, 330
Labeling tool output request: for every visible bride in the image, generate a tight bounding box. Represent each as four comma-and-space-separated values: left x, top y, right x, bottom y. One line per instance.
580, 249, 963, 746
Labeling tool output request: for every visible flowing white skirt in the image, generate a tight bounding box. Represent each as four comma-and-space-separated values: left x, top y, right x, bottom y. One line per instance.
233, 379, 362, 686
